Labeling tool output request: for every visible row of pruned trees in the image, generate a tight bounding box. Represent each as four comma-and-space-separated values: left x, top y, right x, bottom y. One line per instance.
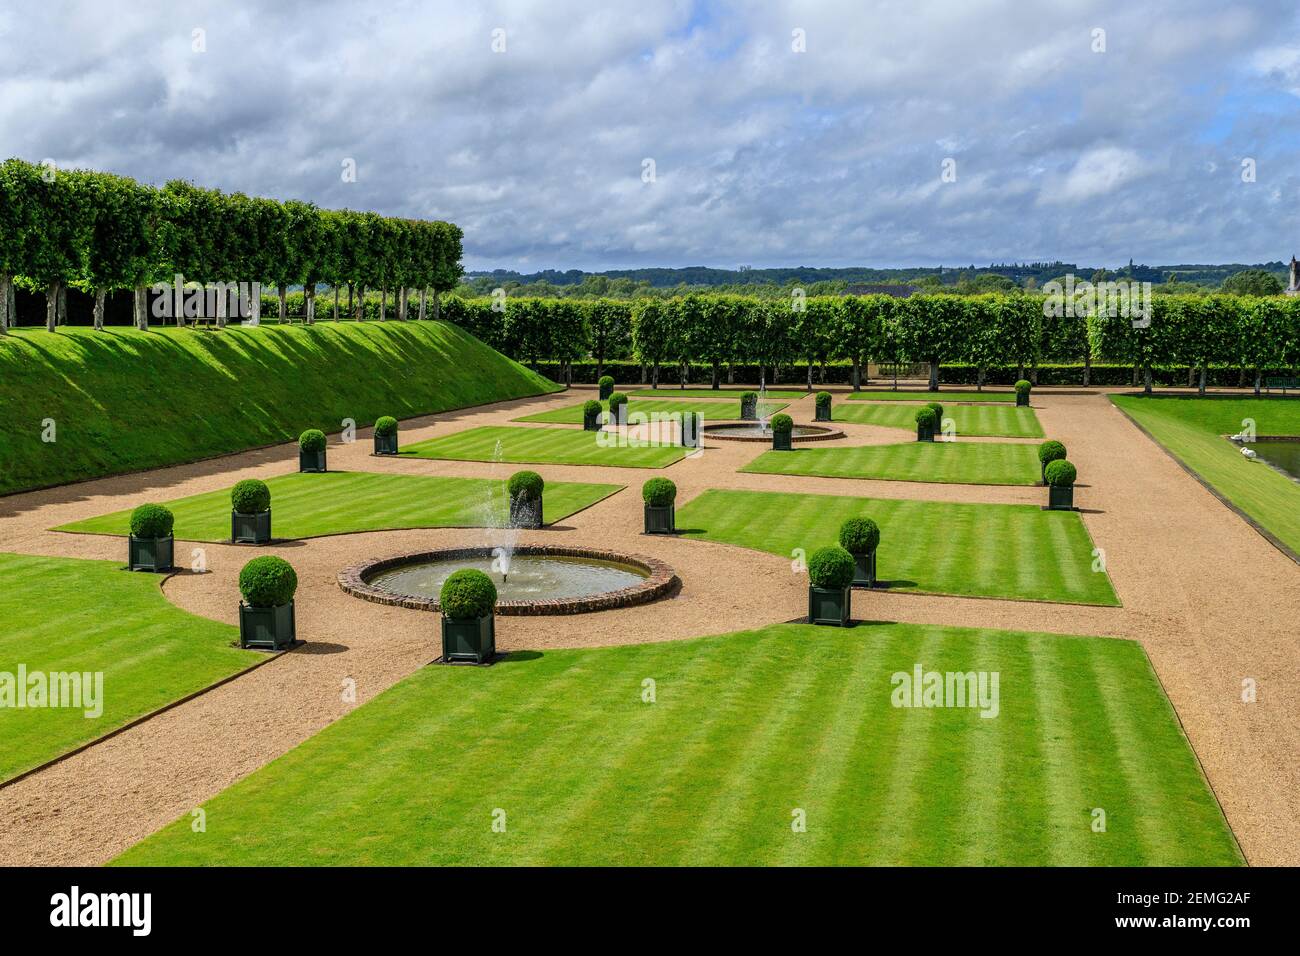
0, 158, 463, 332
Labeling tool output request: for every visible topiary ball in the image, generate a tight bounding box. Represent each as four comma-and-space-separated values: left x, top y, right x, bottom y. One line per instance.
815, 391, 832, 409
915, 407, 937, 427
238, 556, 298, 607
231, 478, 271, 514
507, 470, 544, 501
642, 477, 677, 507
608, 392, 628, 408
299, 429, 326, 452
1015, 379, 1032, 395
1038, 440, 1067, 465
598, 375, 615, 389
926, 401, 944, 424
374, 416, 398, 437
1044, 459, 1077, 487
808, 545, 855, 589
770, 413, 794, 434
838, 516, 880, 555
583, 399, 602, 416
439, 568, 497, 619
741, 391, 757, 403
130, 503, 174, 539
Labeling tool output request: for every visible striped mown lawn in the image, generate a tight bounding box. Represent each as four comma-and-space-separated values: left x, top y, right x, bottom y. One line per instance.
111, 622, 1238, 866
848, 389, 1018, 403
677, 488, 1117, 605
516, 398, 784, 425
834, 402, 1044, 438
401, 425, 688, 469
57, 472, 623, 541
630, 387, 806, 400
0, 553, 254, 783
743, 441, 1041, 485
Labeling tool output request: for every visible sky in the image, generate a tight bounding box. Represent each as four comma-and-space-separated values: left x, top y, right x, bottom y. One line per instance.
2, 0, 1299, 271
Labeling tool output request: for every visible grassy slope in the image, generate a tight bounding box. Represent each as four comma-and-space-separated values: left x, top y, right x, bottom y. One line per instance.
1113, 395, 1300, 555
848, 390, 1017, 403
401, 425, 688, 469
58, 471, 623, 541
630, 387, 806, 400
677, 488, 1117, 605
112, 622, 1238, 866
0, 553, 253, 782
743, 441, 1041, 486
515, 398, 786, 424
0, 323, 559, 496
834, 402, 1044, 438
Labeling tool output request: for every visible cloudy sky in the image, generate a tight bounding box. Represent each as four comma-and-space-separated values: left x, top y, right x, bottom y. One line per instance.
3, 0, 1299, 270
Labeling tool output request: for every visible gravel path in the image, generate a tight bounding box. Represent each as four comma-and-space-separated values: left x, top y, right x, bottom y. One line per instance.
0, 386, 1296, 865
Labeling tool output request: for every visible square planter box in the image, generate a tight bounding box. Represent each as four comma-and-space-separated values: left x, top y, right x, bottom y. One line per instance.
680, 413, 703, 448
644, 503, 675, 534
373, 431, 398, 455
815, 405, 832, 422
772, 431, 793, 451
1016, 393, 1030, 407
299, 448, 327, 473
1047, 485, 1075, 511
610, 404, 628, 426
509, 496, 543, 528
239, 601, 296, 650
442, 614, 495, 664
851, 550, 877, 588
128, 534, 174, 573
916, 424, 935, 442
740, 397, 757, 420
808, 585, 852, 626
583, 410, 602, 431
231, 509, 272, 544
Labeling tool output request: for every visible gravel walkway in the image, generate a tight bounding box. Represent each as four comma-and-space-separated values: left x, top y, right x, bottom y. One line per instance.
0, 387, 1295, 865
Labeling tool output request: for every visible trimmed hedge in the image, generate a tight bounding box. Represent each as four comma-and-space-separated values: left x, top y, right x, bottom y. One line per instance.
608, 392, 628, 408
1044, 459, 1077, 487
129, 503, 174, 539
1015, 379, 1032, 397
838, 516, 880, 555
915, 407, 937, 427
439, 568, 497, 619
815, 390, 832, 410
1038, 440, 1067, 465
642, 477, 677, 507
926, 401, 943, 423
507, 470, 544, 500
374, 416, 398, 437
770, 413, 794, 435
239, 556, 298, 607
231, 479, 271, 514
298, 429, 327, 452
808, 545, 855, 588
583, 399, 602, 416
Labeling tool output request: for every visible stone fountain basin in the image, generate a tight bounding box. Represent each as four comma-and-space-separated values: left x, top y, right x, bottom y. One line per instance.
338, 546, 679, 615
702, 423, 845, 442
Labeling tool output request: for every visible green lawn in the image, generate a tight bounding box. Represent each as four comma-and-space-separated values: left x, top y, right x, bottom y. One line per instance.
1113, 395, 1300, 555
0, 323, 558, 497
57, 472, 623, 541
0, 552, 254, 783
834, 402, 1044, 438
112, 621, 1237, 866
848, 389, 1018, 403
400, 425, 688, 469
744, 441, 1041, 486
630, 387, 806, 400
677, 489, 1117, 605
516, 398, 785, 425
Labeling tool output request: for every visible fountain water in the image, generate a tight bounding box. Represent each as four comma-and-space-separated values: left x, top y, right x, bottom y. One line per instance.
476, 439, 519, 585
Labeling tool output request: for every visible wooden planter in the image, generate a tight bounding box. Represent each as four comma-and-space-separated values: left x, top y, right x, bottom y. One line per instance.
851, 550, 877, 587
917, 423, 935, 442
1016, 392, 1030, 407
239, 600, 296, 650
373, 431, 398, 455
442, 613, 495, 664
231, 509, 272, 544
815, 403, 832, 421
772, 430, 793, 451
128, 534, 174, 573
610, 403, 628, 426
299, 448, 327, 473
740, 396, 757, 420
808, 585, 852, 626
583, 408, 602, 431
644, 503, 675, 534
1047, 485, 1075, 511
509, 495, 543, 529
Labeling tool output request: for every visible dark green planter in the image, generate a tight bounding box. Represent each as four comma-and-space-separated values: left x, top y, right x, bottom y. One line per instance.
772, 430, 793, 451
598, 381, 614, 401
128, 534, 174, 573
373, 431, 398, 455
644, 503, 675, 534
680, 412, 702, 448
239, 600, 296, 650
442, 613, 495, 664
299, 448, 327, 472
740, 396, 757, 420
917, 423, 935, 442
583, 408, 602, 431
815, 404, 831, 422
851, 550, 877, 587
509, 495, 543, 528
610, 403, 628, 426
1047, 484, 1075, 511
231, 509, 272, 544
808, 585, 851, 626
1016, 392, 1030, 407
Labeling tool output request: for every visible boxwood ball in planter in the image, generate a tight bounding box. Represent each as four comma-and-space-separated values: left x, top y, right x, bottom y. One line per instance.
582, 399, 603, 431
815, 391, 832, 421
598, 375, 615, 401
373, 416, 399, 455
926, 402, 944, 430
1044, 458, 1077, 511
807, 545, 854, 626
1015, 379, 1032, 407
238, 556, 298, 650
915, 406, 937, 442
127, 503, 175, 573
642, 476, 677, 534
440, 568, 497, 664
298, 428, 327, 472
740, 391, 758, 421
507, 470, 544, 528
770, 413, 794, 451
838, 516, 880, 588
608, 392, 629, 426
230, 478, 272, 544
1038, 439, 1067, 485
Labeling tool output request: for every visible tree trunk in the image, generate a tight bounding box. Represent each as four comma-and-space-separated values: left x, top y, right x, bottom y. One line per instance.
347, 284, 354, 320
1143, 366, 1153, 395
727, 363, 735, 385
819, 360, 827, 384
57, 284, 67, 326
418, 288, 427, 321
355, 285, 365, 321
45, 281, 59, 332
680, 360, 688, 388
134, 285, 149, 329
928, 360, 939, 392
1187, 366, 1195, 388
305, 286, 315, 325
711, 361, 720, 389
432, 290, 442, 320
1030, 361, 1039, 387
1198, 366, 1206, 397
977, 367, 985, 391
1254, 371, 1262, 398
1131, 365, 1139, 387
1083, 352, 1091, 387
652, 362, 659, 388
278, 285, 287, 322
806, 361, 813, 391
640, 362, 647, 384
851, 355, 861, 391
93, 289, 107, 330
397, 287, 407, 321
381, 288, 387, 321
333, 286, 340, 322
0, 273, 11, 331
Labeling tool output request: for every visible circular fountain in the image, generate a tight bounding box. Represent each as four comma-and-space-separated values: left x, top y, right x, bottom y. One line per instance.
703, 422, 844, 442
339, 546, 679, 615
